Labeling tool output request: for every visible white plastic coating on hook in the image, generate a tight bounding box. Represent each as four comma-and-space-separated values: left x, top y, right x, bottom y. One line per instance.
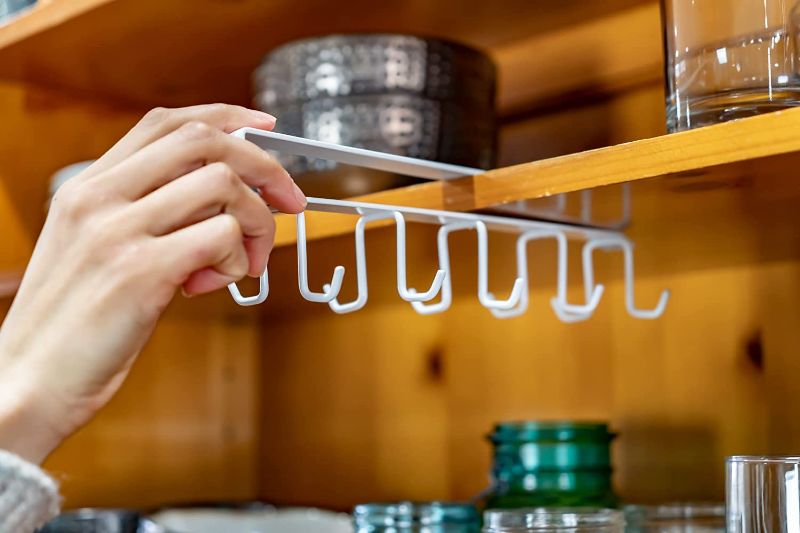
297, 211, 346, 303
392, 211, 447, 302
581, 237, 670, 319
475, 221, 526, 312
409, 221, 476, 315
488, 230, 603, 320
547, 231, 605, 323
488, 229, 549, 319
227, 268, 270, 306
324, 212, 390, 314
223, 193, 665, 319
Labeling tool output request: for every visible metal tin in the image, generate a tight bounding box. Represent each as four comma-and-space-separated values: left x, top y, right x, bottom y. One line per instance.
255, 34, 495, 107
257, 94, 495, 172
253, 34, 496, 197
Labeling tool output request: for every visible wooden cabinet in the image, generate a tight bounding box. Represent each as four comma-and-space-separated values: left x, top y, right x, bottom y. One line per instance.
0, 0, 798, 511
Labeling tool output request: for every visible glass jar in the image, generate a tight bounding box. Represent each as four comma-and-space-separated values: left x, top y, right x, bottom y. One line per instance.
476, 422, 618, 510
482, 508, 624, 533
624, 503, 725, 532
661, 0, 800, 132
354, 502, 480, 532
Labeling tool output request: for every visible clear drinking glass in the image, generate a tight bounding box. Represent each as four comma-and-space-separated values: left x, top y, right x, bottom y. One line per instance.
624, 503, 725, 532
661, 0, 800, 131
727, 456, 800, 532
482, 508, 624, 533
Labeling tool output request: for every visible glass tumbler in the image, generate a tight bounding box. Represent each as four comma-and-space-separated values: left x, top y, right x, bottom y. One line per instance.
727, 456, 800, 532
482, 508, 624, 533
661, 0, 800, 131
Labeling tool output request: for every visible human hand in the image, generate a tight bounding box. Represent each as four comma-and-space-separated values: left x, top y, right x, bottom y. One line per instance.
0, 104, 304, 464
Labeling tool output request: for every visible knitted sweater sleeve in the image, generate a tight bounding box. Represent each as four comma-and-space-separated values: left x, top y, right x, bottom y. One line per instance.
0, 450, 60, 532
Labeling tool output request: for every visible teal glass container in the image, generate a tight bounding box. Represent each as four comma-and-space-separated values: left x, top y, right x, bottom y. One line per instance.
477, 421, 618, 510
354, 502, 480, 532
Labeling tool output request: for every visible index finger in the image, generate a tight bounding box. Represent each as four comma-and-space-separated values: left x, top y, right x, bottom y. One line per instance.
87, 104, 278, 178
97, 120, 306, 213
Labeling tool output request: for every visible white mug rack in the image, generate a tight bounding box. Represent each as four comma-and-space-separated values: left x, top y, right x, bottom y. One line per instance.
226, 128, 669, 321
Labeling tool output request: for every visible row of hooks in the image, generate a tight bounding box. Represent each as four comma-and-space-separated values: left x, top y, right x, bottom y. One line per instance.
227, 198, 669, 321
492, 183, 632, 230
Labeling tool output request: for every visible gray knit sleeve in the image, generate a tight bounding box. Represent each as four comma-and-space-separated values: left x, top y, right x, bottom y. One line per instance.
0, 450, 60, 532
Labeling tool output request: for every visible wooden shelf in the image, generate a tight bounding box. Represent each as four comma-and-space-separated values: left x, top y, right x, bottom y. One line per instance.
274, 108, 800, 247
0, 0, 653, 109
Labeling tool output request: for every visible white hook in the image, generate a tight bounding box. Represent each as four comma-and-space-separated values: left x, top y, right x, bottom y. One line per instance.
409, 221, 476, 315
325, 212, 389, 314
475, 221, 526, 312
548, 231, 605, 323
488, 230, 544, 319
392, 211, 447, 302
296, 211, 346, 303
227, 268, 269, 306
581, 237, 670, 319
488, 230, 602, 320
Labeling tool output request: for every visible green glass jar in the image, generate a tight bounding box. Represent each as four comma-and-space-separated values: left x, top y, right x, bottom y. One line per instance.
354, 502, 480, 532
476, 421, 618, 510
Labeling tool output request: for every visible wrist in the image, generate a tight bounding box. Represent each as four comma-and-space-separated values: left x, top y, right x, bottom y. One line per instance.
0, 363, 64, 465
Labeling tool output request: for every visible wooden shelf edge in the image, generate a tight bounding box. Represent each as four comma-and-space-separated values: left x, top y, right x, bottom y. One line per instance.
274, 108, 800, 247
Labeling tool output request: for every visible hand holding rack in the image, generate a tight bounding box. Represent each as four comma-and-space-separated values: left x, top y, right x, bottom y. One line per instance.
226, 128, 669, 321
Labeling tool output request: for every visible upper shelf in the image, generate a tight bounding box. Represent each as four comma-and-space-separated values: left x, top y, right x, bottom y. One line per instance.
273, 108, 800, 247
0, 0, 654, 109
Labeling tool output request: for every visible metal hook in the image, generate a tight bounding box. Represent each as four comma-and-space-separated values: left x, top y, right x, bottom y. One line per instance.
488, 230, 544, 319
475, 221, 526, 312
325, 212, 389, 314
581, 237, 670, 319
296, 211, 345, 303
547, 231, 605, 323
392, 211, 447, 302
227, 268, 269, 306
488, 229, 603, 320
409, 221, 476, 315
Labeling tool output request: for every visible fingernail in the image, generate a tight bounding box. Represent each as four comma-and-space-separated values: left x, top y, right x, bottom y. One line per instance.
253, 253, 270, 277
181, 287, 194, 299
292, 182, 307, 209
253, 110, 276, 125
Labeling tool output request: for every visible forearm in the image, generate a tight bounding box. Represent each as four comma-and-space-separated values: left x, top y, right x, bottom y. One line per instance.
0, 358, 62, 529
0, 361, 63, 465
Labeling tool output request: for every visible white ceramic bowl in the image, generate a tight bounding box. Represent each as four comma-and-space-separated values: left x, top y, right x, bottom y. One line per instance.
148, 507, 353, 533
